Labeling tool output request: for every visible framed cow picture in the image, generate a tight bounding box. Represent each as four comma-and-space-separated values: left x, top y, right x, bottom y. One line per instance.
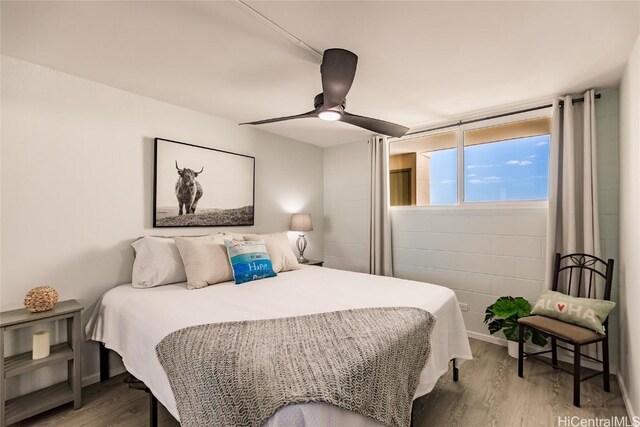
153, 138, 255, 227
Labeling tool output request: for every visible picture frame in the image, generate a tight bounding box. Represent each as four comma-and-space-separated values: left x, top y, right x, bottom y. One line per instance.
153, 138, 255, 228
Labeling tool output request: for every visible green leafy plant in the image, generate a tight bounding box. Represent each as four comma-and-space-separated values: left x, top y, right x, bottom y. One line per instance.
484, 296, 548, 347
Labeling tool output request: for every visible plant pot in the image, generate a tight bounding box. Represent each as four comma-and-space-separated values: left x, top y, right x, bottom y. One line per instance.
507, 340, 519, 358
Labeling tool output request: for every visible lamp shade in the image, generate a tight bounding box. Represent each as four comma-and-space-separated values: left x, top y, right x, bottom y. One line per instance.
290, 213, 313, 232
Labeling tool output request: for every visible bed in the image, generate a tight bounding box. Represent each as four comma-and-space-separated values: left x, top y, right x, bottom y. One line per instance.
87, 265, 472, 427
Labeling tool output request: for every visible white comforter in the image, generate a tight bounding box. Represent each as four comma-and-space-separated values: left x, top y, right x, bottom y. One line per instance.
87, 265, 472, 427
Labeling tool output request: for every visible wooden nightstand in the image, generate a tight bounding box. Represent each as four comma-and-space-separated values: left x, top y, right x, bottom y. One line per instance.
302, 259, 324, 267
0, 300, 83, 427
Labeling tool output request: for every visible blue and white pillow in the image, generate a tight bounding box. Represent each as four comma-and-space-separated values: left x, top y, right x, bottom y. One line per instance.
224, 240, 277, 284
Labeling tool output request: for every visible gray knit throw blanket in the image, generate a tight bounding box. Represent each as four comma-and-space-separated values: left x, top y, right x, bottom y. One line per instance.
156, 307, 436, 427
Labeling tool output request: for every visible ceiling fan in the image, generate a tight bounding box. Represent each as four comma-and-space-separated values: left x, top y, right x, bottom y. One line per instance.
240, 48, 410, 138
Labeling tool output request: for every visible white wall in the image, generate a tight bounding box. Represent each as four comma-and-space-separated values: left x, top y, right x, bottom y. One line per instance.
391, 206, 546, 333
597, 89, 621, 359
323, 90, 621, 361
618, 35, 640, 419
1, 56, 324, 396
323, 141, 370, 273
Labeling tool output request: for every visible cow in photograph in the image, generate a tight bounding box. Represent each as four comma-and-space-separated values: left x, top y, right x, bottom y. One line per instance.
175, 161, 204, 215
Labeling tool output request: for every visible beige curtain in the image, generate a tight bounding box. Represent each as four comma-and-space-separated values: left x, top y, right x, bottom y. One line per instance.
545, 90, 602, 360
545, 90, 601, 291
369, 135, 393, 276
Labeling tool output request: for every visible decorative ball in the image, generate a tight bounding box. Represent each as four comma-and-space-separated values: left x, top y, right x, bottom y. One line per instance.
24, 286, 59, 313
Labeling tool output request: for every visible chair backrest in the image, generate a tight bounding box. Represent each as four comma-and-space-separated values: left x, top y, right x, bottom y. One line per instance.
552, 252, 615, 301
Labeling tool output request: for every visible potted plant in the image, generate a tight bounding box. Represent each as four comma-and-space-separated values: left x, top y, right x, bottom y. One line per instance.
484, 296, 548, 358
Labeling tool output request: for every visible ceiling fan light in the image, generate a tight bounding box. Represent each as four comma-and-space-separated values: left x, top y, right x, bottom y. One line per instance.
318, 110, 342, 121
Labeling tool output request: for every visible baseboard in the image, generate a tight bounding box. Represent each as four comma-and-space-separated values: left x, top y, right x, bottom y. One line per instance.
467, 330, 509, 347
82, 365, 127, 388
617, 373, 638, 420
466, 330, 617, 374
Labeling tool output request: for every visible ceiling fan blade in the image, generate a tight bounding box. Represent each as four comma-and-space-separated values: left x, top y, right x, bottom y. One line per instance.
321, 48, 358, 109
340, 112, 410, 138
239, 110, 317, 125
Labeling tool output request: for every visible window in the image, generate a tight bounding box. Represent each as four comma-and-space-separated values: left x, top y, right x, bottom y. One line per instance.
389, 130, 457, 206
389, 112, 551, 207
463, 117, 551, 202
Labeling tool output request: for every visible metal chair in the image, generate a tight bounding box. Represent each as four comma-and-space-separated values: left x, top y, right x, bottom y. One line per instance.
517, 252, 614, 407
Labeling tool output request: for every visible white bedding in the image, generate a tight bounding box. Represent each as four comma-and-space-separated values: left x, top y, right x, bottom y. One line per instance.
87, 265, 472, 427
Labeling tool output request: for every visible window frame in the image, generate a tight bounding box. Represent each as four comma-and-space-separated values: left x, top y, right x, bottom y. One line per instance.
389, 107, 552, 210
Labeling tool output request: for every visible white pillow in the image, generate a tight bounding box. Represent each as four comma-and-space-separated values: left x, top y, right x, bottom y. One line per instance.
243, 232, 300, 273
223, 232, 246, 241
131, 236, 187, 288
173, 235, 234, 289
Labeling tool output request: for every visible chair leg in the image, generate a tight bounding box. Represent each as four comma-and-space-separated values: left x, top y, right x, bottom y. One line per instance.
603, 338, 611, 392
551, 337, 558, 368
518, 323, 525, 378
573, 344, 581, 407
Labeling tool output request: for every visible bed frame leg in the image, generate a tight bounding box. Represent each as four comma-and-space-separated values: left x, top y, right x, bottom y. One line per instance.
149, 393, 158, 427
410, 399, 416, 427
452, 358, 459, 382
99, 342, 110, 382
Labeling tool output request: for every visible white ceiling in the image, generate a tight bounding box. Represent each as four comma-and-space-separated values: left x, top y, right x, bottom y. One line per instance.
2, 1, 638, 147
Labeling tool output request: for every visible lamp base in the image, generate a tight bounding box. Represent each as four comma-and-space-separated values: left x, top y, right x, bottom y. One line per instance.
296, 234, 308, 264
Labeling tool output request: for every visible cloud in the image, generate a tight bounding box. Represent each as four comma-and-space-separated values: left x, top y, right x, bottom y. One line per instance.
467, 176, 502, 184
528, 155, 538, 159
484, 176, 503, 182
505, 160, 533, 166
467, 164, 493, 169
536, 141, 549, 146
467, 174, 477, 177
440, 179, 456, 184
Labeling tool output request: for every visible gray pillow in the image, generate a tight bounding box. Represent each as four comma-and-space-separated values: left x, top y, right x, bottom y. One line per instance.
173, 235, 234, 290
131, 236, 187, 288
243, 232, 300, 273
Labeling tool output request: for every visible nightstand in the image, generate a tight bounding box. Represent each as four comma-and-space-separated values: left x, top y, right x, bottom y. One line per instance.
0, 300, 83, 427
302, 259, 324, 267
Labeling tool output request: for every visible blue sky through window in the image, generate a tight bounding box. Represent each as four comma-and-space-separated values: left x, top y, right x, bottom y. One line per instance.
429, 135, 550, 204
429, 149, 457, 205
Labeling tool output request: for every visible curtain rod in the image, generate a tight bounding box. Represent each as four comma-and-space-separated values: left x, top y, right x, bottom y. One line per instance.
397, 93, 601, 140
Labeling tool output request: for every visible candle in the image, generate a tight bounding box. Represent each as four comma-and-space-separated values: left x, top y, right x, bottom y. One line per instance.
32, 330, 50, 360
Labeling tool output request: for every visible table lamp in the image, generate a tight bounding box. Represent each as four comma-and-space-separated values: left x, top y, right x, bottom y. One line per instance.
290, 213, 313, 263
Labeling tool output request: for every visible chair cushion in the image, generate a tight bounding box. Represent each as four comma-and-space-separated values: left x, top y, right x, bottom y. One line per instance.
518, 315, 604, 345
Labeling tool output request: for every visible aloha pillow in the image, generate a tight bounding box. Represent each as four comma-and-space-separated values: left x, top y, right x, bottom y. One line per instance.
531, 290, 616, 334
224, 240, 277, 285
242, 232, 300, 273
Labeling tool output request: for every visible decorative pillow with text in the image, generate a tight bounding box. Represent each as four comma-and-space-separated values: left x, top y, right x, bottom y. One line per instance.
531, 290, 615, 334
224, 240, 277, 285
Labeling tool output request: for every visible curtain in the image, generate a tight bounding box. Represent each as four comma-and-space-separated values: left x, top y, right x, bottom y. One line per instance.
369, 135, 394, 277
545, 89, 601, 292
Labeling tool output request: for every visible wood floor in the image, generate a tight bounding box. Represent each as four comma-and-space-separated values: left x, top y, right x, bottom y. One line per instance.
13, 339, 628, 427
